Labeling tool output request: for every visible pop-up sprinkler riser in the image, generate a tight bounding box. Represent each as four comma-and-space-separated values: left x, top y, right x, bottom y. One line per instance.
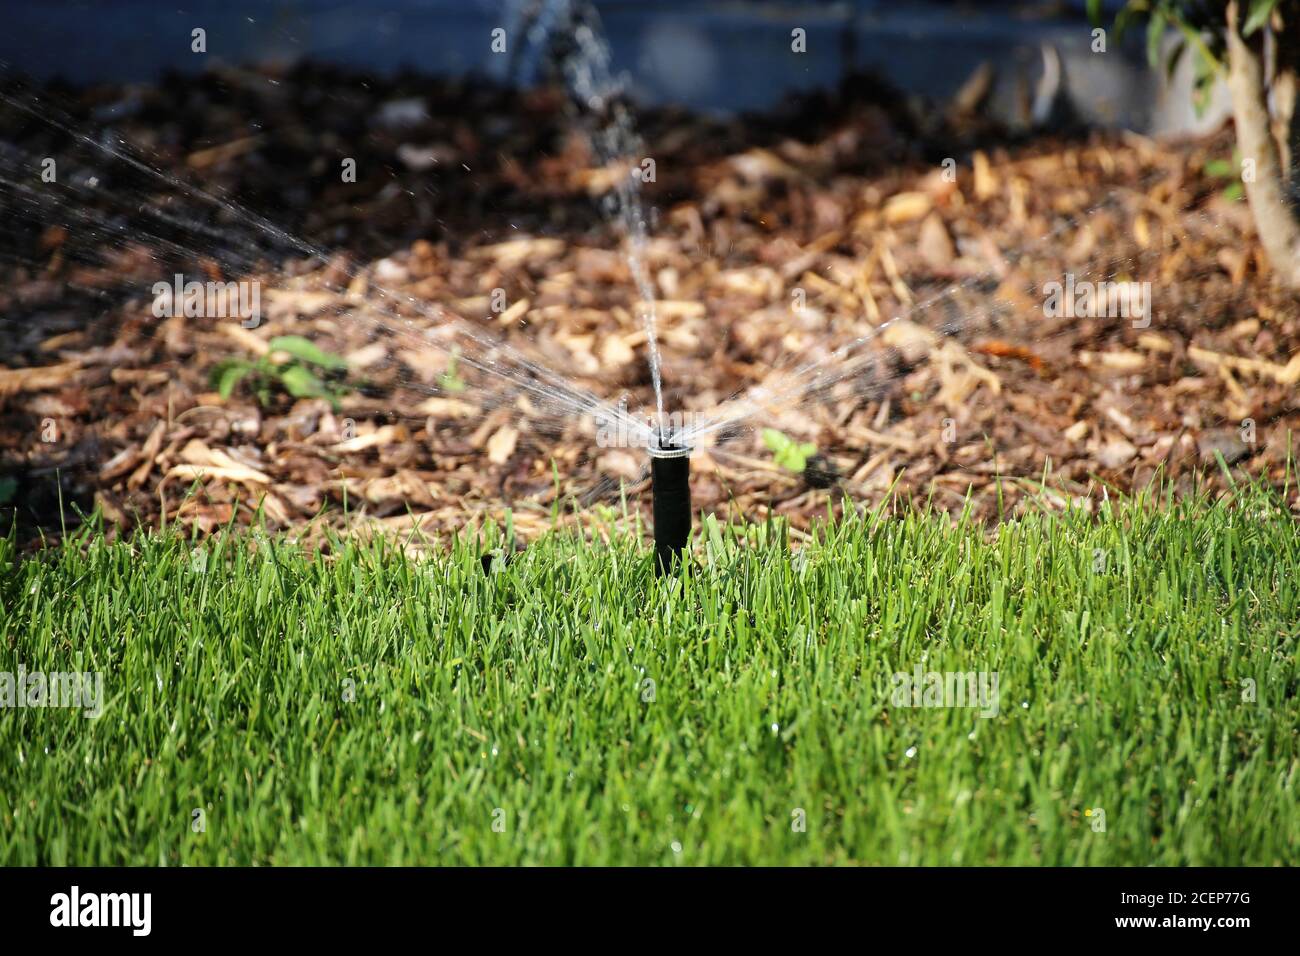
648, 435, 691, 575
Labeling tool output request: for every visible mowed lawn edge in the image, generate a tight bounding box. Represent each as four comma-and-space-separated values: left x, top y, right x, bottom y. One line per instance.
1, 487, 1297, 865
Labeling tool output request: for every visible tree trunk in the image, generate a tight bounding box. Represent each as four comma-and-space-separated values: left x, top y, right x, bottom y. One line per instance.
1226, 0, 1300, 287
1268, 15, 1299, 202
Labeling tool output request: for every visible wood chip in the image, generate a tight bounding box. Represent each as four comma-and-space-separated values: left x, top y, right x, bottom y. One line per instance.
882, 191, 932, 225
486, 425, 519, 464
334, 424, 407, 452
0, 362, 81, 396
126, 421, 167, 489
415, 397, 478, 418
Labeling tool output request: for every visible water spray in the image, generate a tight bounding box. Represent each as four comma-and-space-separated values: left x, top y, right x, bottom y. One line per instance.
648, 432, 692, 576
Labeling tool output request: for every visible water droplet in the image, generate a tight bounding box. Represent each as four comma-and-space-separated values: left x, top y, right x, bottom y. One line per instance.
670, 841, 682, 854
904, 746, 918, 759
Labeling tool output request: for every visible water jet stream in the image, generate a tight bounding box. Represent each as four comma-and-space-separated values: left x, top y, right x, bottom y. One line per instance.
515, 0, 668, 423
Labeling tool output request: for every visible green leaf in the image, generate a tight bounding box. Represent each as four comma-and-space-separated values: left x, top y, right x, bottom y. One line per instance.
1191, 52, 1218, 117
762, 428, 816, 473
762, 428, 793, 455
278, 365, 329, 399
1146, 10, 1168, 69
1243, 0, 1279, 36
1223, 181, 1244, 202
215, 363, 252, 399
1113, 6, 1139, 40
1164, 38, 1186, 81
704, 512, 725, 558
268, 336, 348, 370
1086, 0, 1103, 29
1204, 158, 1234, 179
439, 348, 466, 393
1174, 17, 1223, 92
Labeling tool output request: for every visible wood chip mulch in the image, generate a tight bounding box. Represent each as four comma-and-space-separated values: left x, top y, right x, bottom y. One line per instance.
1, 64, 1297, 550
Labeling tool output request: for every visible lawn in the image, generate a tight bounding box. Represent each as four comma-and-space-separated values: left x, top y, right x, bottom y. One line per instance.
1, 485, 1297, 865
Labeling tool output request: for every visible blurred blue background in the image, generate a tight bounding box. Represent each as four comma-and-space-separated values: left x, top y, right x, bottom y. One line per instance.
0, 1, 1219, 134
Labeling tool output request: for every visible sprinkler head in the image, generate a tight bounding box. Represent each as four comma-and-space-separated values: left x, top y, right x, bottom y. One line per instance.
646, 442, 692, 460
649, 436, 692, 576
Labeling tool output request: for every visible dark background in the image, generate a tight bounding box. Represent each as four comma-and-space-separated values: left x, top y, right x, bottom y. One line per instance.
0, 1, 1192, 131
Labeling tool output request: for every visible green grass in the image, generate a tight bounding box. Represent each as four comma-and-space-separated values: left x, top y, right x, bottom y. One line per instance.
1, 486, 1297, 865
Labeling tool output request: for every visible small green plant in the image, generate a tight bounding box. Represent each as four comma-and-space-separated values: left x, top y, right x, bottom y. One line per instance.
439, 347, 467, 393
211, 336, 350, 409
1205, 150, 1246, 201
762, 428, 817, 473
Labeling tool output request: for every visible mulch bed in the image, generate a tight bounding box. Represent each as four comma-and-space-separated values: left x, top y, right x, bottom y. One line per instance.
1, 63, 1297, 550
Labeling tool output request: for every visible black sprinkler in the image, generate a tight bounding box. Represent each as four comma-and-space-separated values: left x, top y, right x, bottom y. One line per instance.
649, 436, 692, 576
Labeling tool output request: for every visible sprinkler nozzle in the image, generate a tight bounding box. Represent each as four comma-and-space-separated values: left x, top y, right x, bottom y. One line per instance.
649, 437, 692, 575
646, 442, 692, 460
